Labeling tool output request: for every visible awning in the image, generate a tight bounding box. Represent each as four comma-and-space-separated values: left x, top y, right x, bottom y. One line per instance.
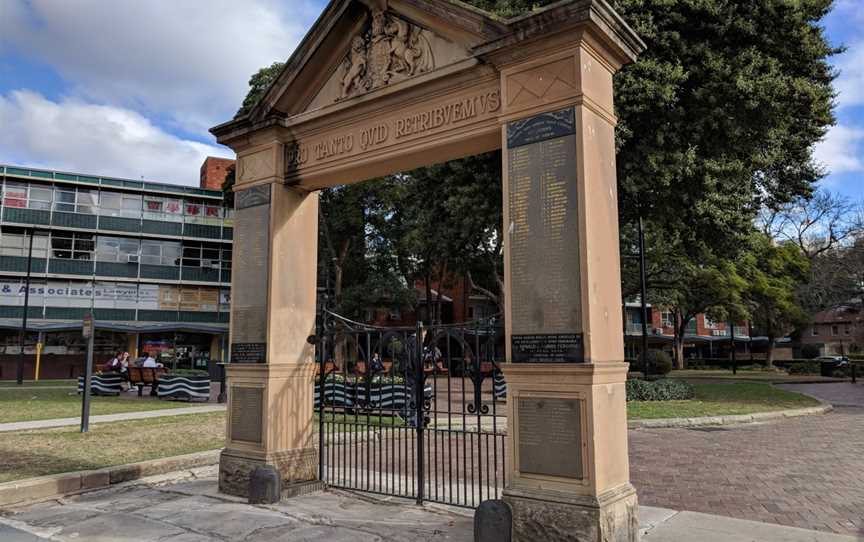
0, 319, 228, 334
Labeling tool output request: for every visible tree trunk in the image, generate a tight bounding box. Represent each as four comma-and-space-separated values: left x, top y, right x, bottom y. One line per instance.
673, 314, 687, 370
674, 339, 685, 370
765, 335, 776, 369
424, 268, 433, 324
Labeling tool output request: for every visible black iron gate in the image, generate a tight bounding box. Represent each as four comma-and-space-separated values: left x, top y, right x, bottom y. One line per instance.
315, 310, 507, 508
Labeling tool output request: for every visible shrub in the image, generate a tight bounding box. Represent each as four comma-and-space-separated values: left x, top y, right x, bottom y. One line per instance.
169, 369, 209, 377
800, 344, 821, 359
646, 350, 673, 376
626, 378, 694, 402
788, 361, 820, 375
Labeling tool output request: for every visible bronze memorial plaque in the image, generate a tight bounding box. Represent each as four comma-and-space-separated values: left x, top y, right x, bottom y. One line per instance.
230, 386, 264, 443
507, 108, 583, 362
231, 185, 271, 363
518, 397, 583, 479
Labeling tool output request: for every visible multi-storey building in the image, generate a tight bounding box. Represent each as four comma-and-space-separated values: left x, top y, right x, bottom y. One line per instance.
0, 159, 233, 380
798, 304, 864, 357
623, 302, 752, 360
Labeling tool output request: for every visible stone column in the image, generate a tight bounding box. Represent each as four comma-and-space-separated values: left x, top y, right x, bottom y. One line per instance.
499, 42, 638, 541
219, 154, 320, 496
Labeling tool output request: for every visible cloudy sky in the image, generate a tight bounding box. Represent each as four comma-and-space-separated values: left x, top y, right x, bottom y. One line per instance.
0, 0, 861, 198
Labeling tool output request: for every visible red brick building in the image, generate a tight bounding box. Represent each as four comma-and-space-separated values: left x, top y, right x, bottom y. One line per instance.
798, 305, 863, 357
199, 157, 235, 191
623, 303, 751, 361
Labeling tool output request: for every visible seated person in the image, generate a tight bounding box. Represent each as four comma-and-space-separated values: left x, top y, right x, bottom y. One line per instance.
103, 351, 123, 372
142, 352, 158, 368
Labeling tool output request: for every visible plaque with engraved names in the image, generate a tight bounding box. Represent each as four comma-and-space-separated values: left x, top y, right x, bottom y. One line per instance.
230, 386, 264, 444
512, 333, 583, 363
518, 397, 583, 479
507, 108, 583, 362
231, 342, 267, 364
507, 107, 575, 148
230, 187, 270, 362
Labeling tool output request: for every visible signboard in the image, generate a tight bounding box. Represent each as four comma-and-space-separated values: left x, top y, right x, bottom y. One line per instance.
82, 313, 94, 339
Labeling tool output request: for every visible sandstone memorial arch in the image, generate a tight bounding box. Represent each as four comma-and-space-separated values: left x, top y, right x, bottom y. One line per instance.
211, 0, 645, 539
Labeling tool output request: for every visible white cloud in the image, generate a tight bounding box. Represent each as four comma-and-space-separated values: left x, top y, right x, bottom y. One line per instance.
834, 40, 864, 110
0, 0, 320, 133
0, 90, 233, 186
814, 124, 864, 175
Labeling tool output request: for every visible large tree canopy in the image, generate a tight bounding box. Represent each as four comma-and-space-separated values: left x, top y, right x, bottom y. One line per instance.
234, 0, 839, 333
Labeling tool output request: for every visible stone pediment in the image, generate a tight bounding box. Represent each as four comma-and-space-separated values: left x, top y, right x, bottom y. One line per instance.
248, 0, 508, 120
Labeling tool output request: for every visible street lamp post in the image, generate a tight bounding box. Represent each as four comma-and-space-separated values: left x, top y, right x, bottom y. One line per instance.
638, 215, 650, 380
729, 320, 737, 375
16, 228, 35, 385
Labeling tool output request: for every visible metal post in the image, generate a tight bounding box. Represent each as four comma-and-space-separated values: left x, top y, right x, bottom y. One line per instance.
415, 320, 425, 505
16, 229, 35, 385
217, 362, 227, 404
81, 312, 95, 433
729, 320, 737, 375
638, 215, 650, 380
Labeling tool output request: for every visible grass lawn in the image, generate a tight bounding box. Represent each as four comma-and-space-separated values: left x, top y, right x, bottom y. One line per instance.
0, 411, 404, 483
0, 388, 204, 423
668, 370, 837, 382
628, 382, 820, 420
0, 379, 76, 387
0, 412, 225, 483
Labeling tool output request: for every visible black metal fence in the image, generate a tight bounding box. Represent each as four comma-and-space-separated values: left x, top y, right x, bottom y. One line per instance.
316, 310, 506, 508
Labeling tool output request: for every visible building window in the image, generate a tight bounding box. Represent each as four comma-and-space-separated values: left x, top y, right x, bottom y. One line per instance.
0, 230, 49, 258
140, 240, 181, 266
51, 232, 94, 260
181, 242, 225, 268
77, 189, 97, 214
3, 181, 28, 208
95, 236, 139, 263
99, 191, 142, 219
831, 325, 839, 336
3, 181, 52, 210
660, 310, 674, 327
121, 194, 143, 219
812, 326, 819, 336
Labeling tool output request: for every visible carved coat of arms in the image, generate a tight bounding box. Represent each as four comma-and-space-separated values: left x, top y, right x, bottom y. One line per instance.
339, 10, 435, 100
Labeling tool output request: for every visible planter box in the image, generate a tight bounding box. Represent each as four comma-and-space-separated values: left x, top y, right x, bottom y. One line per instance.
157, 375, 211, 401
314, 379, 432, 410
77, 374, 123, 396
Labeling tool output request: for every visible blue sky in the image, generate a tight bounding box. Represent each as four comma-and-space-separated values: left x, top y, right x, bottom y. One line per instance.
0, 0, 861, 198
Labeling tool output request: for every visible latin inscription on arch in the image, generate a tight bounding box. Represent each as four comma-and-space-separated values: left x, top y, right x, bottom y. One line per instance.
285, 89, 501, 175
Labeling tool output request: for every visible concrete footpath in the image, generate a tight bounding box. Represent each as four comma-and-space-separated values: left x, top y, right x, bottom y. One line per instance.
0, 467, 860, 542
0, 405, 225, 433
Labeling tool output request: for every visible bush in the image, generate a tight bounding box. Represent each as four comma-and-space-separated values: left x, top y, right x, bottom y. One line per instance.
626, 378, 694, 402
645, 350, 673, 376
800, 344, 821, 359
169, 369, 209, 377
788, 361, 820, 375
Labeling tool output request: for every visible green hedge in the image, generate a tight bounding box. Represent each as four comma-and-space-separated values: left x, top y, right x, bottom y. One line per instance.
169, 369, 209, 377
626, 378, 694, 402
788, 361, 820, 375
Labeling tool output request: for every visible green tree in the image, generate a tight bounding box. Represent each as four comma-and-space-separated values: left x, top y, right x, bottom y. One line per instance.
235, 61, 285, 117
650, 243, 749, 367
739, 234, 810, 367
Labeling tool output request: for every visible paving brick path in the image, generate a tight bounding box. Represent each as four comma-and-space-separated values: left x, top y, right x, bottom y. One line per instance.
630, 383, 864, 536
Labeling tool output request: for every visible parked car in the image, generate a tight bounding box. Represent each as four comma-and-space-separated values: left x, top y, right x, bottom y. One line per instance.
818, 355, 849, 366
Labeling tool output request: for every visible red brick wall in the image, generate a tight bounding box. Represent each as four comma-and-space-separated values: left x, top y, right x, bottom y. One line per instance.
199, 157, 235, 190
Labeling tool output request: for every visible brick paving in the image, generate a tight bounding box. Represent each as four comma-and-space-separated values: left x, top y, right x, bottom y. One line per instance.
630, 383, 864, 536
